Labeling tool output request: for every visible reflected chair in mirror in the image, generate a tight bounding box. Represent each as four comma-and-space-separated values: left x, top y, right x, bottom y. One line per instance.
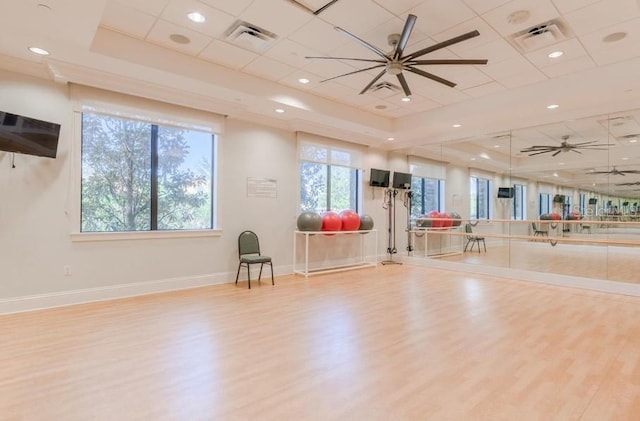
464, 223, 486, 253
531, 222, 548, 237
236, 230, 274, 289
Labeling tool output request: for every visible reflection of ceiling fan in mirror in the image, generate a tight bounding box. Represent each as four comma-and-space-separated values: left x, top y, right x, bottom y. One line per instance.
305, 14, 488, 96
589, 167, 640, 176
520, 135, 613, 156
616, 181, 640, 186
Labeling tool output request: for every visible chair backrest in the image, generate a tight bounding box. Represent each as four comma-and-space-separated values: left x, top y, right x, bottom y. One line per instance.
531, 222, 537, 231
238, 230, 260, 257
464, 223, 473, 235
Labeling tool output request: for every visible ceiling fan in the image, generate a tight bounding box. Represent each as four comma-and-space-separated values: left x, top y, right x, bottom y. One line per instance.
520, 135, 613, 157
588, 167, 640, 176
305, 14, 488, 96
616, 182, 640, 186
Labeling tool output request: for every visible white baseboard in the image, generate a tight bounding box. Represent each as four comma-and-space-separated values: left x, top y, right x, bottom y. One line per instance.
0, 265, 292, 315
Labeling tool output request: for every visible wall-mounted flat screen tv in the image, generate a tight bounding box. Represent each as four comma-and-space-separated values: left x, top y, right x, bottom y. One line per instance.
0, 111, 60, 158
497, 187, 514, 198
392, 171, 412, 189
369, 168, 390, 187
588, 198, 597, 204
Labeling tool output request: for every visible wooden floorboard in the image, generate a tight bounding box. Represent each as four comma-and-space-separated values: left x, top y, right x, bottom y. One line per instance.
2, 265, 640, 420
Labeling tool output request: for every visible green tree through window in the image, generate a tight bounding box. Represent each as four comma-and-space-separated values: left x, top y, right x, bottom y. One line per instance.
81, 112, 215, 232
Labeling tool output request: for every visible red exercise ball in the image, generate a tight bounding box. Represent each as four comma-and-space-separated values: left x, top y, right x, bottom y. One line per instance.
550, 212, 561, 220
428, 210, 443, 228
441, 212, 453, 228
322, 211, 342, 234
339, 209, 361, 231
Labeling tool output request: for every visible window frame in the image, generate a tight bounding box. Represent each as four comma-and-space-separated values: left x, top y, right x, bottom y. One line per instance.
470, 176, 491, 220
513, 183, 526, 220
410, 176, 445, 218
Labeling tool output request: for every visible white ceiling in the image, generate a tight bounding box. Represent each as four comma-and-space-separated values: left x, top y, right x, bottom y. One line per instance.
1, 0, 640, 163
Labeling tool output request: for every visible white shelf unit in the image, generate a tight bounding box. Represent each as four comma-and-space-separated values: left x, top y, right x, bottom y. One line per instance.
410, 226, 463, 258
293, 229, 378, 278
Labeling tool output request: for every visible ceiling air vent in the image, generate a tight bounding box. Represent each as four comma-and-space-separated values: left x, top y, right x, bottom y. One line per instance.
510, 19, 570, 52
371, 81, 400, 93
225, 20, 277, 52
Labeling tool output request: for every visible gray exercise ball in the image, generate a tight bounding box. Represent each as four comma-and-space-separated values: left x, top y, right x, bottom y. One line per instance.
359, 214, 374, 230
297, 211, 322, 231
449, 211, 462, 227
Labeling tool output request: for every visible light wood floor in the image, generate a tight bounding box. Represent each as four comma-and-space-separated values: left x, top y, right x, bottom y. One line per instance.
2, 265, 640, 420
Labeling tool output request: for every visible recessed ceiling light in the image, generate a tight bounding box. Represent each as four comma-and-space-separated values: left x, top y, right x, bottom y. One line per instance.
28, 46, 49, 55
553, 172, 559, 177
559, 162, 565, 165
603, 32, 627, 43
622, 157, 629, 160
452, 124, 462, 128
401, 96, 411, 102
470, 157, 476, 161
387, 137, 395, 141
547, 104, 559, 109
187, 11, 206, 23
548, 51, 563, 58
169, 34, 191, 44
493, 145, 500, 148
298, 78, 310, 84
275, 108, 285, 113
629, 138, 638, 143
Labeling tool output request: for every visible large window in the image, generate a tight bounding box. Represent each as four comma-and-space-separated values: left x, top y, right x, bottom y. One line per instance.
470, 176, 491, 219
411, 176, 444, 218
299, 143, 361, 212
513, 183, 526, 220
539, 193, 551, 216
81, 112, 215, 232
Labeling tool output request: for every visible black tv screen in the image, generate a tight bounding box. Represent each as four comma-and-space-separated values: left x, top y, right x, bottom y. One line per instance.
392, 171, 412, 189
588, 198, 597, 204
369, 168, 390, 187
497, 187, 514, 198
0, 111, 60, 158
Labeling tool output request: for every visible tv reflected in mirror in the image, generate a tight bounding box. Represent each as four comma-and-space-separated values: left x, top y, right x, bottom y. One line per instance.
497, 187, 514, 198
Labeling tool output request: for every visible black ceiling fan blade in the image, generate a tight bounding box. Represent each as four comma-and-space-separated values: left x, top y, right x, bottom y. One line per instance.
335, 26, 390, 59
397, 73, 411, 97
571, 149, 583, 154
394, 14, 417, 60
405, 66, 456, 87
521, 146, 556, 152
407, 59, 488, 65
404, 30, 480, 61
552, 150, 562, 156
359, 69, 387, 94
527, 150, 554, 156
320, 64, 386, 83
305, 56, 387, 63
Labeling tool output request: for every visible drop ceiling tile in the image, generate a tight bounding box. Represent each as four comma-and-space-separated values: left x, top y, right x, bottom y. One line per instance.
482, 0, 561, 37
480, 54, 539, 80
264, 39, 321, 69
197, 0, 254, 16
372, 0, 424, 16
288, 17, 349, 54
407, 0, 477, 36
461, 38, 521, 64
406, 74, 470, 105
499, 67, 548, 88
579, 18, 640, 65
242, 55, 296, 81
199, 39, 258, 69
357, 16, 430, 55
462, 81, 507, 97
432, 17, 502, 55
538, 55, 597, 77
146, 19, 213, 55
364, 99, 401, 116
160, 0, 236, 38
562, 0, 640, 36
462, 0, 511, 15
551, 0, 600, 14
318, 0, 395, 36
119, 0, 169, 16
524, 37, 588, 67
309, 80, 360, 101
302, 57, 360, 79
100, 1, 156, 39
429, 65, 493, 90
239, 0, 313, 39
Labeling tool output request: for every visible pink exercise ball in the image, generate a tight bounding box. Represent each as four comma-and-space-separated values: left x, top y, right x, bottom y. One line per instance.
321, 211, 342, 234
339, 209, 361, 231
441, 212, 453, 228
428, 210, 444, 228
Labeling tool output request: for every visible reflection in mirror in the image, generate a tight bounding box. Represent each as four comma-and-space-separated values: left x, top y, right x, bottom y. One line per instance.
405, 109, 640, 285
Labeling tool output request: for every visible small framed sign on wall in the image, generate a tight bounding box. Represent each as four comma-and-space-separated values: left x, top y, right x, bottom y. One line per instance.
247, 177, 277, 198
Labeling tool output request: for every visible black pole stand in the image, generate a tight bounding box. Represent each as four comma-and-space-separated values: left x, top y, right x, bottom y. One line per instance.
405, 190, 413, 254
382, 188, 402, 265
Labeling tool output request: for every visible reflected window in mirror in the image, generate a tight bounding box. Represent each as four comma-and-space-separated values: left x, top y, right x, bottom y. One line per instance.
539, 193, 551, 216
411, 177, 444, 218
513, 184, 526, 220
470, 177, 491, 220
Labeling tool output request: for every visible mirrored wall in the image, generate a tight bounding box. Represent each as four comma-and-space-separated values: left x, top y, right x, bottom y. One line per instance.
403, 108, 640, 284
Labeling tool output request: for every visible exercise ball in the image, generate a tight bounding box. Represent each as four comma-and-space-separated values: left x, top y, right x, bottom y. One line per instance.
339, 209, 361, 231
441, 212, 453, 228
321, 211, 342, 234
540, 213, 553, 220
297, 211, 322, 231
450, 211, 462, 227
359, 214, 374, 231
550, 212, 561, 220
416, 214, 432, 228
429, 210, 444, 228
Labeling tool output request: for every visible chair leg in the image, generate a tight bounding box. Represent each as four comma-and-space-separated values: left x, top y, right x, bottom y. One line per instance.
464, 239, 471, 252
235, 263, 241, 285
246, 265, 251, 289
258, 263, 263, 285
482, 239, 486, 252
270, 262, 274, 285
